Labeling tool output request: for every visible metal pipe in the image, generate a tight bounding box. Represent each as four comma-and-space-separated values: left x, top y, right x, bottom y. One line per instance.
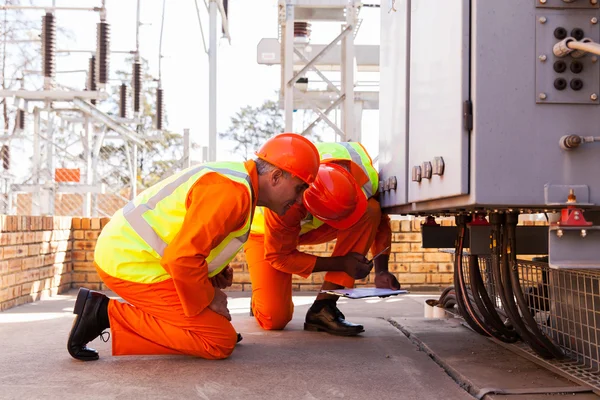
193, 0, 209, 54
208, 0, 217, 161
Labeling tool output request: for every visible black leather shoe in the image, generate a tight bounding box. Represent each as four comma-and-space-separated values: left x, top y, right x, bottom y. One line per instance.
67, 288, 110, 361
304, 304, 364, 336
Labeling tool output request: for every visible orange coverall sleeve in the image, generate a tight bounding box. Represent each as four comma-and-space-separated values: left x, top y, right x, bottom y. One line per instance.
263, 204, 317, 278
370, 212, 392, 257
161, 173, 252, 318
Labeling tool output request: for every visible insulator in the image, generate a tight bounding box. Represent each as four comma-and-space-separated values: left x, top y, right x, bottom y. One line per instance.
119, 84, 129, 118
294, 22, 311, 38
16, 109, 25, 131
42, 13, 56, 79
87, 55, 97, 105
221, 0, 228, 35
132, 62, 142, 113
155, 88, 164, 130
95, 22, 110, 85
1, 145, 10, 170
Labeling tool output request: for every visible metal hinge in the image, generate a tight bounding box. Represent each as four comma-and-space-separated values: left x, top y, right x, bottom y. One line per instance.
463, 100, 473, 131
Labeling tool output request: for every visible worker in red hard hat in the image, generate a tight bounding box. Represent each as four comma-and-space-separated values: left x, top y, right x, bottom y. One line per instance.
67, 133, 320, 361
245, 141, 400, 336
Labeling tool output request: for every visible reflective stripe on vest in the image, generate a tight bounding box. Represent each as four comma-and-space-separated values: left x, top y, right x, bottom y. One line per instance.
97, 162, 253, 283
317, 142, 378, 198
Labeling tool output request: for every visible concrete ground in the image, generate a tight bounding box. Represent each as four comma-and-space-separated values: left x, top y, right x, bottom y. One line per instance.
0, 290, 597, 400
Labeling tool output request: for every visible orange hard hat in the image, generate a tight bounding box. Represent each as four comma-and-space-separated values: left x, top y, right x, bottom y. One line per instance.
302, 163, 367, 230
255, 133, 320, 184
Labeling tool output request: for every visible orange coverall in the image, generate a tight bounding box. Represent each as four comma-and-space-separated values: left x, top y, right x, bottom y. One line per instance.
96, 160, 259, 359
244, 196, 392, 331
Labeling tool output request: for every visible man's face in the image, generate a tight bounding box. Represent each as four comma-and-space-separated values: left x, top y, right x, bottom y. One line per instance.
270, 169, 308, 215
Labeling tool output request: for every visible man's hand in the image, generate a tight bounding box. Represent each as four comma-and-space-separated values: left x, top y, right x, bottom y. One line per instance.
341, 252, 373, 279
208, 288, 231, 321
374, 271, 401, 290
210, 266, 233, 289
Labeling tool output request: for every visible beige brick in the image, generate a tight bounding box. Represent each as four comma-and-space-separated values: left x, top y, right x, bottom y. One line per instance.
41, 231, 52, 242
395, 252, 424, 262
388, 263, 409, 272
0, 261, 8, 274
1, 299, 16, 310
86, 271, 101, 283
73, 241, 96, 251
0, 288, 9, 302
396, 273, 427, 284
23, 231, 37, 244
3, 273, 16, 287
2, 246, 18, 259
424, 252, 453, 263
390, 220, 401, 232
22, 256, 44, 270
232, 272, 251, 283
81, 218, 91, 230
413, 219, 425, 232
72, 261, 96, 272
393, 233, 421, 243
73, 230, 84, 240
34, 231, 43, 242
427, 273, 454, 284
85, 230, 101, 240
85, 252, 96, 261
292, 274, 311, 284
27, 244, 41, 256
71, 218, 82, 230
296, 284, 323, 291
72, 272, 87, 283
8, 259, 22, 272
438, 263, 454, 273
0, 233, 9, 246
410, 263, 438, 273
91, 218, 101, 230
72, 251, 86, 261
224, 284, 243, 292
391, 243, 410, 253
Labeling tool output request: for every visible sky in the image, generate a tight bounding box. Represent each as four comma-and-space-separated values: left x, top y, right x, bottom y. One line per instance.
9, 0, 381, 162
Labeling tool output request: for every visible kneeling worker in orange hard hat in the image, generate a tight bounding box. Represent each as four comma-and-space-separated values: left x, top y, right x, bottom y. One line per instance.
245, 141, 400, 336
66, 133, 320, 361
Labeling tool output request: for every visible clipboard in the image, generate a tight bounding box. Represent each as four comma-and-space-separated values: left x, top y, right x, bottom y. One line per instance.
320, 287, 409, 299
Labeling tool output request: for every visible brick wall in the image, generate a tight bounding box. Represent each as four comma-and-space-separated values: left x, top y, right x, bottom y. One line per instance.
4, 214, 532, 311
0, 216, 73, 311
226, 218, 456, 292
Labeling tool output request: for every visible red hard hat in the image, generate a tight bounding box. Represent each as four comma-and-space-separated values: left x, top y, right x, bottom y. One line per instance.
255, 133, 320, 184
302, 163, 367, 230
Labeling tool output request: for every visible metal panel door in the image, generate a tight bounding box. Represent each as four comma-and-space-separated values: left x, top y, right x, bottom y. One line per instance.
408, 0, 470, 203
378, 0, 410, 208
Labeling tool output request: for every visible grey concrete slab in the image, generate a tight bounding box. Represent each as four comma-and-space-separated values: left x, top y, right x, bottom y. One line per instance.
391, 316, 599, 399
0, 291, 470, 400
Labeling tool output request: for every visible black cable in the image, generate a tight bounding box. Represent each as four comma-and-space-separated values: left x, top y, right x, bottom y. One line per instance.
505, 214, 564, 359
453, 216, 490, 336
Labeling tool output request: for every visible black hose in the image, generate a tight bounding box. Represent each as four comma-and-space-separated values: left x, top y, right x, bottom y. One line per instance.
505, 215, 564, 359
469, 254, 519, 342
496, 215, 554, 358
453, 217, 490, 336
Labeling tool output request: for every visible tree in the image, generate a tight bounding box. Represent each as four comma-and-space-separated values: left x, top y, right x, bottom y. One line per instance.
220, 97, 323, 160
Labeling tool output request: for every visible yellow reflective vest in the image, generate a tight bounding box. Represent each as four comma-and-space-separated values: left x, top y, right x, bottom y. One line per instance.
95, 162, 254, 284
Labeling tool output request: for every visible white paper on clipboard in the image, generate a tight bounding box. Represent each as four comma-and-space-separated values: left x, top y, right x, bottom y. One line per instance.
320, 288, 409, 299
